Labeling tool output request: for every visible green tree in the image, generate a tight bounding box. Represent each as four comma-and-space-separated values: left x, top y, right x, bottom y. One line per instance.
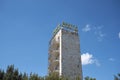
4, 65, 15, 80
114, 73, 120, 80
84, 76, 96, 80
29, 72, 43, 80
22, 72, 28, 80
45, 73, 68, 80
75, 77, 80, 80
18, 73, 23, 80
0, 64, 97, 80
13, 69, 19, 80
46, 72, 60, 80
1, 65, 23, 80
0, 70, 5, 80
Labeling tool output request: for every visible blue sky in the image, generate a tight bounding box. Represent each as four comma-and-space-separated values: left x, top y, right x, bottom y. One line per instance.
0, 0, 120, 80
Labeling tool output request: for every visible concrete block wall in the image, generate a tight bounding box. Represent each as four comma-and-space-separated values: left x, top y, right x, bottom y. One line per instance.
61, 29, 82, 80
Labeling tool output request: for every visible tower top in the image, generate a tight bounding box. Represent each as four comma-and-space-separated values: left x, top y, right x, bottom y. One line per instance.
53, 22, 78, 37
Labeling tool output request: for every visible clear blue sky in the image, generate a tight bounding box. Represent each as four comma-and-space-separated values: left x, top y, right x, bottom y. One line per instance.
0, 0, 120, 80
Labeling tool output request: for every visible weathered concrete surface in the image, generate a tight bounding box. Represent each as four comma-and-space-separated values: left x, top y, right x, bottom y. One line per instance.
49, 28, 82, 80
61, 29, 82, 80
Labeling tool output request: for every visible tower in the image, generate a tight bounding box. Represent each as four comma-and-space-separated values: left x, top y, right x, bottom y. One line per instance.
48, 22, 82, 80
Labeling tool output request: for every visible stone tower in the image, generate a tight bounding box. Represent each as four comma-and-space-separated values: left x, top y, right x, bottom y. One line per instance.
48, 22, 82, 80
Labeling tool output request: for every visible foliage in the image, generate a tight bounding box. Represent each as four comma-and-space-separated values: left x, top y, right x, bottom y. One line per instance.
0, 65, 100, 80
114, 73, 120, 80
0, 65, 69, 80
84, 76, 96, 80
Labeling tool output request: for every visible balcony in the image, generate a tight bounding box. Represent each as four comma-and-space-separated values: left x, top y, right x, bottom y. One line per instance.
49, 38, 59, 50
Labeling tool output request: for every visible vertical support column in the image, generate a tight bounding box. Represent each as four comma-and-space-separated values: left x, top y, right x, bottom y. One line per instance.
59, 29, 62, 76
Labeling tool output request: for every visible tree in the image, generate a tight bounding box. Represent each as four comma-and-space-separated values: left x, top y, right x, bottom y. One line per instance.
84, 76, 96, 80
46, 72, 60, 80
0, 70, 4, 80
45, 72, 68, 80
1, 65, 23, 80
4, 65, 15, 80
114, 73, 120, 80
18, 73, 23, 80
29, 72, 44, 80
0, 64, 98, 80
13, 69, 19, 80
22, 72, 28, 80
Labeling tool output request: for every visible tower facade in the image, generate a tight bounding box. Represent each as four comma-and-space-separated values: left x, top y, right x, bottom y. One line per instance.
48, 22, 82, 80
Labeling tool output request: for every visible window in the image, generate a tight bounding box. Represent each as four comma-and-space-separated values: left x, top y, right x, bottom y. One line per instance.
77, 65, 79, 68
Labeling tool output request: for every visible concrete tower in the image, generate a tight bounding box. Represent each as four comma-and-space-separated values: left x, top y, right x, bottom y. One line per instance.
48, 22, 82, 80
